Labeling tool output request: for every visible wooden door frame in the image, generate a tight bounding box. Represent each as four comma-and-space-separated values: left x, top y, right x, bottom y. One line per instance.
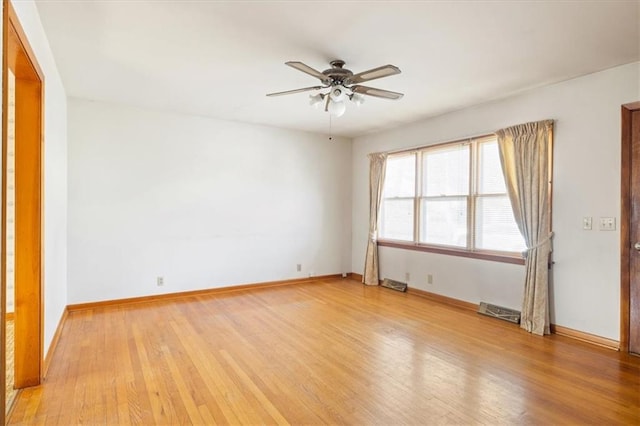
1, 0, 44, 421
620, 101, 640, 353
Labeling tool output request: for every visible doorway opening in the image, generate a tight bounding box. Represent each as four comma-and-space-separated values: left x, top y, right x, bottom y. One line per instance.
1, 0, 45, 421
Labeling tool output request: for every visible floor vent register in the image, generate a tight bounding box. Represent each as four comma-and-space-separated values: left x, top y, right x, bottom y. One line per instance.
478, 302, 521, 324
381, 278, 408, 292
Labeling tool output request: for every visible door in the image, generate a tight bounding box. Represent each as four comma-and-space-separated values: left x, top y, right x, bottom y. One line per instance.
622, 101, 640, 355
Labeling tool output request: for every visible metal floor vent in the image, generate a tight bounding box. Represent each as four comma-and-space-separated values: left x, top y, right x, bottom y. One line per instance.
478, 302, 521, 324
381, 278, 408, 292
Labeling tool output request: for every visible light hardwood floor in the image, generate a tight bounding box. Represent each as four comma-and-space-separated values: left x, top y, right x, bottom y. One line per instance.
8, 278, 640, 424
5, 319, 16, 415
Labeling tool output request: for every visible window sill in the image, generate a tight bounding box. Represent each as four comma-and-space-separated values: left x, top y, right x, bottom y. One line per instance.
377, 240, 525, 265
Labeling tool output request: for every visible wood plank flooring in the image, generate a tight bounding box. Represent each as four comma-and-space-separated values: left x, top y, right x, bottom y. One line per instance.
8, 278, 640, 424
5, 319, 16, 415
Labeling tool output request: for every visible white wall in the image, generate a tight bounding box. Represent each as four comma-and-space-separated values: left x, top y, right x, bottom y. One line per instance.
352, 62, 640, 340
68, 99, 352, 304
11, 0, 68, 354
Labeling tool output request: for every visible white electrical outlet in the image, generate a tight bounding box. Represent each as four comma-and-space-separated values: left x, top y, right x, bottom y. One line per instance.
427, 274, 433, 285
583, 217, 592, 230
157, 276, 164, 286
296, 264, 302, 272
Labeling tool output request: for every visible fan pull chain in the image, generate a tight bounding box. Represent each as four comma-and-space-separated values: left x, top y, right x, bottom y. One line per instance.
328, 114, 333, 141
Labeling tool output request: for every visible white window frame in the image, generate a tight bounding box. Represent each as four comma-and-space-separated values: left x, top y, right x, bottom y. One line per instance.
378, 135, 525, 264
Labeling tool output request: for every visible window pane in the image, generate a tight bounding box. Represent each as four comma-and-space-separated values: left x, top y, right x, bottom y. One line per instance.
475, 195, 526, 252
420, 198, 467, 247
478, 140, 506, 194
380, 199, 414, 241
384, 154, 415, 198
423, 145, 469, 196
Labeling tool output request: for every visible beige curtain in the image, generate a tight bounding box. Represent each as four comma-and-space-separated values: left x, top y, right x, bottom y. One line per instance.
363, 153, 387, 285
496, 120, 554, 335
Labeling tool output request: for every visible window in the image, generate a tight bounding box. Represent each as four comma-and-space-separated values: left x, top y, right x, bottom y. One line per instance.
379, 136, 526, 259
379, 154, 415, 241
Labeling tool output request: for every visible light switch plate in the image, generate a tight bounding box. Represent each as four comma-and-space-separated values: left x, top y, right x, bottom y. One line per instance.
599, 217, 616, 231
583, 217, 592, 230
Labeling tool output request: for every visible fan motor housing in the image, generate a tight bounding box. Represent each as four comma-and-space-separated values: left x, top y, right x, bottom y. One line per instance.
322, 60, 353, 84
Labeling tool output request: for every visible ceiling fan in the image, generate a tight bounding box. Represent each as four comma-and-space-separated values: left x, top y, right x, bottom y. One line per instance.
267, 60, 403, 117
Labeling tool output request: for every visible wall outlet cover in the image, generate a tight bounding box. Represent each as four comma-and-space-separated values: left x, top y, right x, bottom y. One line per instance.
599, 217, 616, 231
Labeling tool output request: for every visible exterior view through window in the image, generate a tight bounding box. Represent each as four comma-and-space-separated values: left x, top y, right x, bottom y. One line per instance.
379, 136, 526, 256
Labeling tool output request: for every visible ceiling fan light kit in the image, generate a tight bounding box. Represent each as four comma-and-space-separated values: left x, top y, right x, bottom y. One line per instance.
327, 99, 347, 117
267, 60, 403, 117
309, 93, 324, 108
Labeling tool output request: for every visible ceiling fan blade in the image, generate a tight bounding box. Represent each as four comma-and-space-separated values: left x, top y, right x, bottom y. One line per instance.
351, 85, 404, 100
346, 65, 401, 84
266, 86, 325, 97
285, 61, 329, 83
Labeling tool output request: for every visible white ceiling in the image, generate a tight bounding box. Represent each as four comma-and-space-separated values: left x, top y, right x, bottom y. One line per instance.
35, 0, 640, 138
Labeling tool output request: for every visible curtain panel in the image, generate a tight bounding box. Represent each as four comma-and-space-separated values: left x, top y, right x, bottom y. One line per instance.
363, 153, 387, 286
497, 120, 554, 336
